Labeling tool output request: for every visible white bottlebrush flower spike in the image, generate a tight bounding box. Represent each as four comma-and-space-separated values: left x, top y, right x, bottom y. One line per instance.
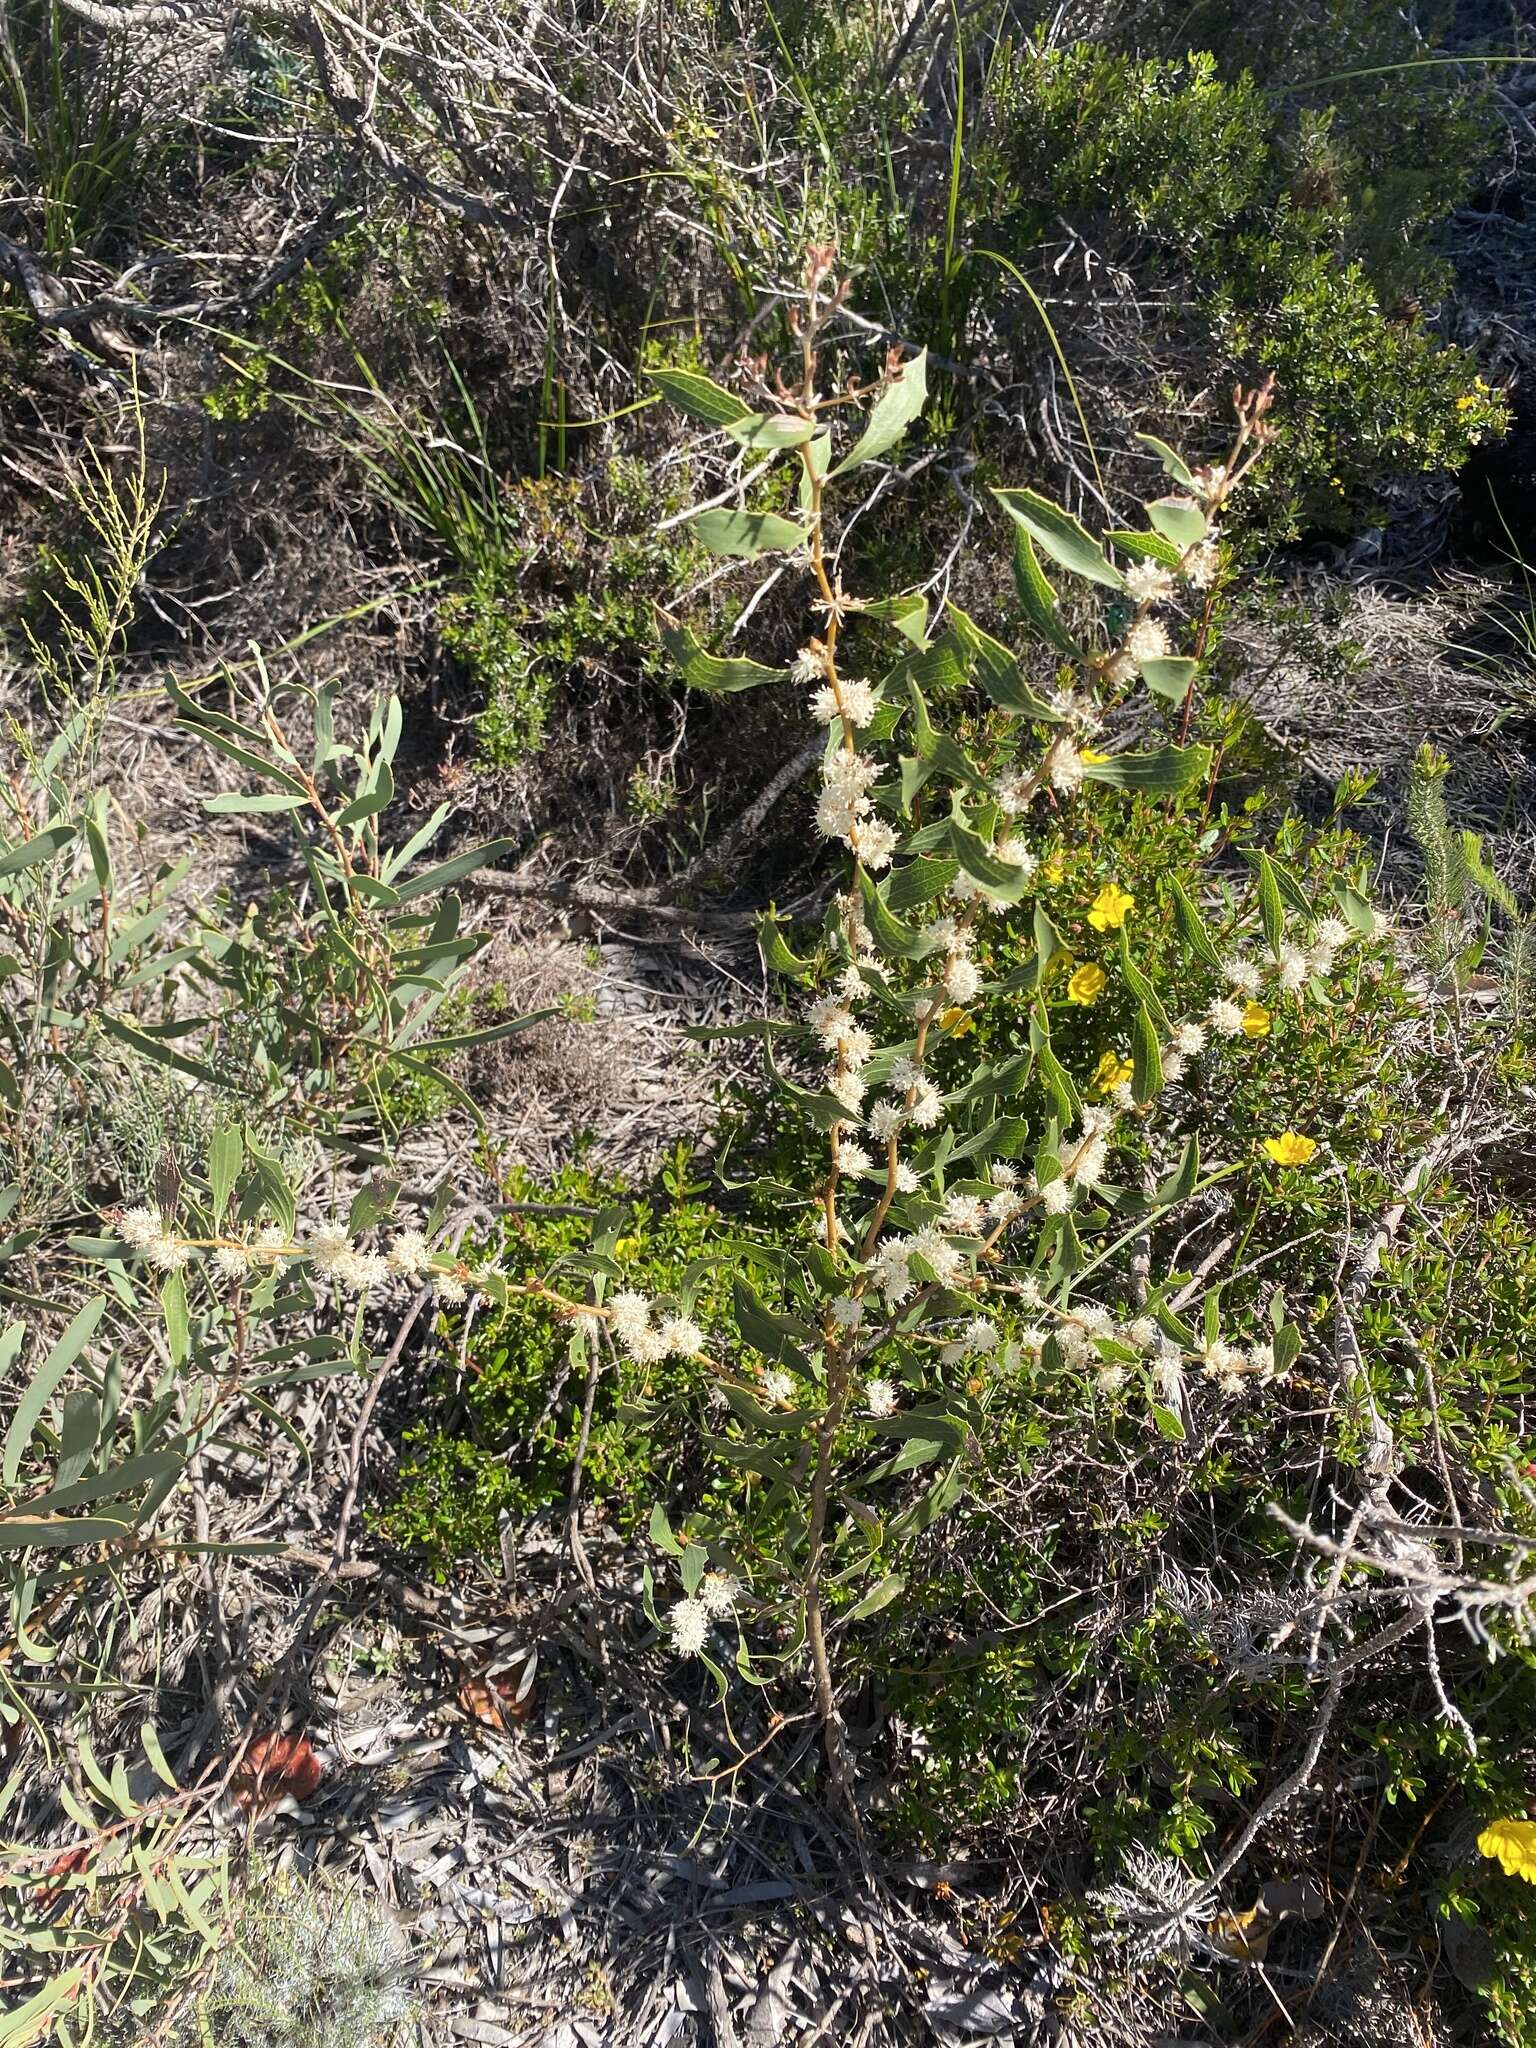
865, 1377, 899, 1418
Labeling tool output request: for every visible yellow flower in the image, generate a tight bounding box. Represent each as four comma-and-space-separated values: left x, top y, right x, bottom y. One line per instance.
1087, 882, 1135, 933
1043, 853, 1066, 884
1093, 1049, 1134, 1094
1261, 1132, 1317, 1167
1239, 1001, 1271, 1038
1479, 1818, 1536, 1885
1456, 392, 1479, 413
1079, 748, 1110, 765
1068, 962, 1107, 1006
613, 1236, 641, 1259
939, 1006, 974, 1037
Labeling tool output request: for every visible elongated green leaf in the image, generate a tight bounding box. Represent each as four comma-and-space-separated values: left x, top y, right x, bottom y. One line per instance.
724, 412, 814, 449
1256, 852, 1286, 955
731, 1276, 813, 1371
3, 1297, 107, 1487
1135, 432, 1197, 487
29, 1446, 186, 1515
1155, 1132, 1200, 1205
861, 593, 929, 647
691, 509, 808, 557
208, 1125, 242, 1219
202, 791, 308, 815
1131, 1001, 1163, 1105
658, 614, 787, 694
1117, 930, 1172, 1035
396, 836, 516, 903
948, 817, 1033, 903
992, 487, 1124, 590
0, 1514, 131, 1550
903, 635, 969, 694
378, 800, 452, 883
949, 605, 1060, 719
1146, 496, 1207, 548
1034, 1039, 1082, 1125
762, 1043, 851, 1131
407, 1005, 556, 1055
888, 1458, 965, 1541
1081, 744, 1210, 794
99, 1016, 223, 1088
1105, 528, 1182, 569
831, 348, 928, 475
1168, 877, 1223, 970
645, 366, 753, 427
1011, 528, 1083, 658
141, 1721, 179, 1790
161, 1269, 189, 1368
243, 1126, 295, 1237
886, 855, 958, 914
844, 1571, 906, 1621
1332, 879, 1376, 937
174, 725, 310, 798
856, 868, 925, 960
0, 824, 75, 879
336, 756, 395, 827
0, 1967, 85, 2045
1138, 656, 1198, 702
757, 915, 815, 980
55, 1388, 99, 1491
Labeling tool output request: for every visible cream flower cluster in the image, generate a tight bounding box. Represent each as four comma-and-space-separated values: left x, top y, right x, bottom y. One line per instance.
667, 1569, 742, 1657
865, 1173, 1019, 1306
810, 676, 877, 729
1011, 1298, 1287, 1401
608, 1289, 706, 1365
116, 1207, 465, 1301
814, 750, 897, 869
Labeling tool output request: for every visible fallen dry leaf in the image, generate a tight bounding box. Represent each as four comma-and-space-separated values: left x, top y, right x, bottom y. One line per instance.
230, 1728, 324, 1815
455, 1649, 537, 1732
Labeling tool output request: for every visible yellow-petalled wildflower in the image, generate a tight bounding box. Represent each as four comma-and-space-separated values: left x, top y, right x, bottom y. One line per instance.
1093, 1049, 1134, 1093
1087, 882, 1136, 933
613, 1236, 641, 1259
1479, 1818, 1536, 1884
1262, 1132, 1317, 1167
939, 1006, 974, 1037
1079, 748, 1110, 764
1068, 963, 1107, 1006
1240, 1001, 1271, 1039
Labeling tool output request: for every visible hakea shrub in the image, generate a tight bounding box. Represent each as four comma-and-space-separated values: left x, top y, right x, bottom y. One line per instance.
94, 256, 1385, 1812
577, 250, 1380, 1792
